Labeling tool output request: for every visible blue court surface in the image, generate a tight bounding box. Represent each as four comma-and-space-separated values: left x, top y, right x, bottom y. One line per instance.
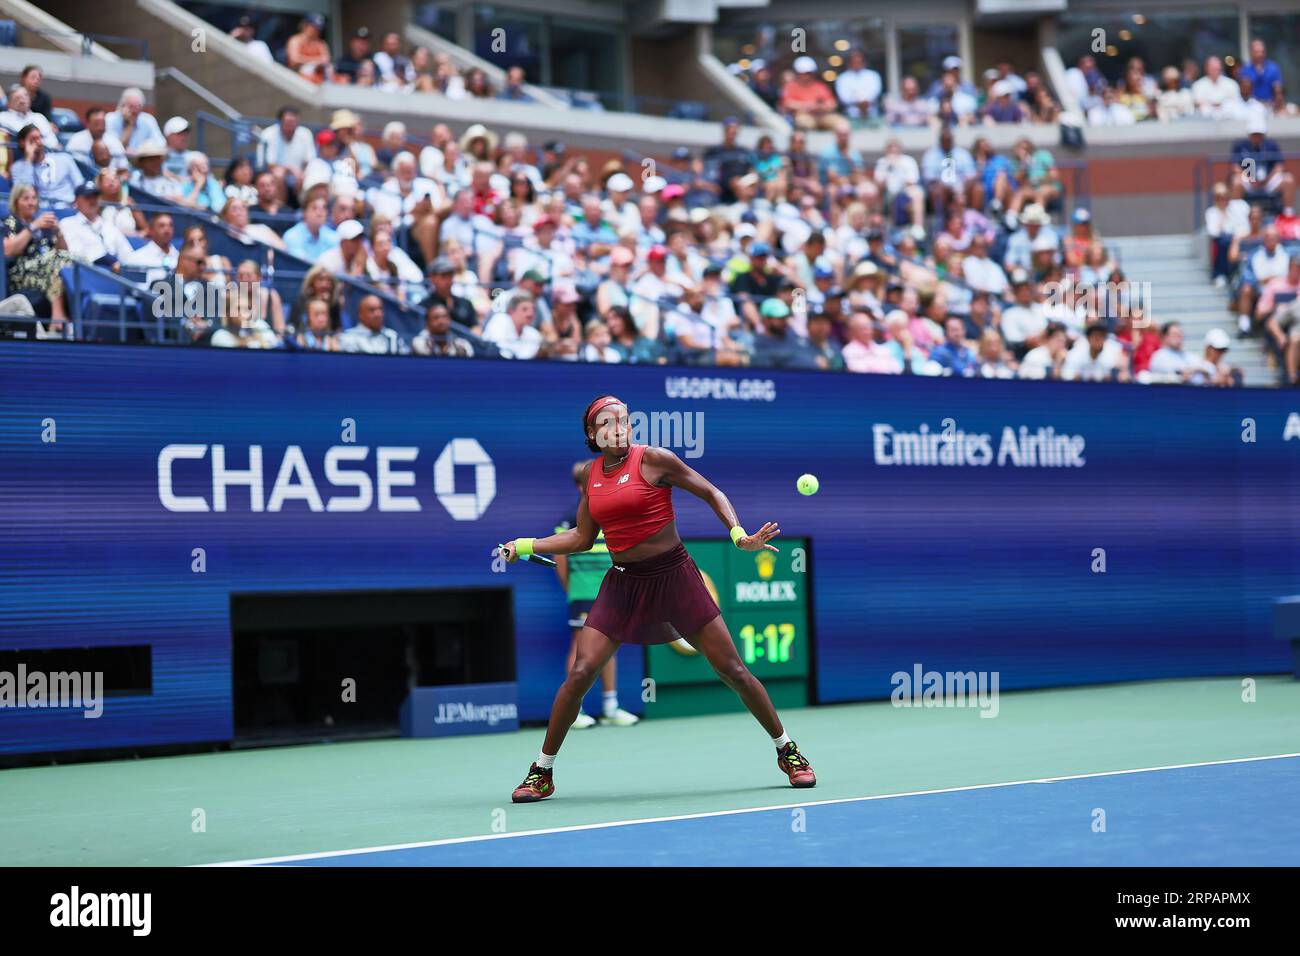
241, 754, 1300, 867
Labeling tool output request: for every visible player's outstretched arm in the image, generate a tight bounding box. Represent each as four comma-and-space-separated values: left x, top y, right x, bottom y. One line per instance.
643, 446, 780, 552
502, 465, 600, 562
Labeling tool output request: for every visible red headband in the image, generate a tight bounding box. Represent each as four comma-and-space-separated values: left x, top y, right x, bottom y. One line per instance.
585, 396, 623, 429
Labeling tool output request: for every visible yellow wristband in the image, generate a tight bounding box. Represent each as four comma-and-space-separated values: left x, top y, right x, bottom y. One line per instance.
516, 537, 535, 557
729, 526, 746, 546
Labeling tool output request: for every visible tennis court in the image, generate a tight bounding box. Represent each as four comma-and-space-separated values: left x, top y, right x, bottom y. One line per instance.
3, 676, 1297, 867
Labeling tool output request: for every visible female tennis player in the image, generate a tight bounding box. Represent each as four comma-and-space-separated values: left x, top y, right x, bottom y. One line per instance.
501, 395, 816, 802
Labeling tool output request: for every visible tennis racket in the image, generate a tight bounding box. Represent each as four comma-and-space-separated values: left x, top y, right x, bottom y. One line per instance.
498, 543, 557, 568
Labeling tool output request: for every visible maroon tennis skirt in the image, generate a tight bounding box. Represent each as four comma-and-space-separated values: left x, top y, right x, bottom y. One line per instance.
583, 542, 722, 645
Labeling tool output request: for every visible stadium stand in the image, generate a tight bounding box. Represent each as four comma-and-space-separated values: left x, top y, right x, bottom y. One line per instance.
2, 0, 1300, 384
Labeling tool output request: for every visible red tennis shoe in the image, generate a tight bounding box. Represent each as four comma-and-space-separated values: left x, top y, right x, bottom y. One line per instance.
512, 763, 555, 803
777, 742, 817, 788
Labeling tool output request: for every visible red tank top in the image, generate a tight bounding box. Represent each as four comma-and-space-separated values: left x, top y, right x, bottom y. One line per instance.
585, 444, 675, 552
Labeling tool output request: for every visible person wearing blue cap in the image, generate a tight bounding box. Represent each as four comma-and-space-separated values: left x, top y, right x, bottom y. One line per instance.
751, 297, 820, 370
730, 240, 785, 335
59, 181, 134, 269
286, 13, 332, 82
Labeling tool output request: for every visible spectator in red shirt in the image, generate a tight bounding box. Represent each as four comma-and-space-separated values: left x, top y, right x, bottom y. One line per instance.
469, 162, 501, 218
780, 56, 844, 132
1116, 310, 1161, 374
1275, 207, 1300, 241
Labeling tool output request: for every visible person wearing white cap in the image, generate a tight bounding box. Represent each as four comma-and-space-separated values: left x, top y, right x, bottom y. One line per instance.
981, 79, 1026, 124
779, 55, 843, 132
162, 117, 192, 178
1087, 85, 1138, 126
601, 171, 640, 235
1191, 57, 1242, 119
315, 219, 368, 276
1192, 328, 1237, 386
926, 55, 976, 100
65, 107, 129, 171
835, 49, 882, 121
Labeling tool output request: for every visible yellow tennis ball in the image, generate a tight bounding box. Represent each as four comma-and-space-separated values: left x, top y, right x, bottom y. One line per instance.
797, 473, 819, 496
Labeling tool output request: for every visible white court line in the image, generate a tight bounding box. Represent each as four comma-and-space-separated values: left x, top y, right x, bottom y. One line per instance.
201, 751, 1300, 866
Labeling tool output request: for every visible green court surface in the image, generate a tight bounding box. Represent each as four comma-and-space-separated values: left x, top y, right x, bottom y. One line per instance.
2, 677, 1297, 866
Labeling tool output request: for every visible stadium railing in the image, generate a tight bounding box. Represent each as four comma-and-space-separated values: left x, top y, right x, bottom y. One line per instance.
3, 24, 149, 61
1192, 150, 1300, 232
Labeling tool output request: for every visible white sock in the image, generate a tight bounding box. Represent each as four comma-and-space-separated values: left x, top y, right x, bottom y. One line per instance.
773, 731, 791, 749
602, 690, 619, 716
536, 751, 555, 769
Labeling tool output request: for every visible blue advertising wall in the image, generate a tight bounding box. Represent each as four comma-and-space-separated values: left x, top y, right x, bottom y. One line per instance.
1, 342, 1297, 754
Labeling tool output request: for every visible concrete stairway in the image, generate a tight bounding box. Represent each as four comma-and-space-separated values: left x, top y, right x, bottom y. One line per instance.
1108, 233, 1276, 387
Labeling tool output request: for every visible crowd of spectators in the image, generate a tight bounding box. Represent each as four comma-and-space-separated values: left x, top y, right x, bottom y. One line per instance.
1067, 41, 1297, 126
225, 14, 533, 102
0, 76, 1242, 385
1203, 113, 1299, 383
729, 39, 1297, 133
734, 53, 1061, 132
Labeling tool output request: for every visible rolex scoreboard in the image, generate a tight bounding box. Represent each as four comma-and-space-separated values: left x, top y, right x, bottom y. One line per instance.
644, 538, 812, 717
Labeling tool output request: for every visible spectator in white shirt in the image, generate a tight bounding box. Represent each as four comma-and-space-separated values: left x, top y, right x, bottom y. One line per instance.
66, 107, 129, 171
1001, 272, 1048, 353
873, 139, 925, 233
338, 295, 410, 355
257, 106, 317, 187
369, 151, 442, 262
365, 223, 425, 302
0, 85, 60, 151
231, 16, 274, 64
579, 318, 622, 363
1191, 57, 1243, 118
316, 219, 368, 276
1018, 323, 1070, 380
105, 87, 164, 152
1086, 86, 1136, 126
835, 49, 882, 120
961, 235, 1009, 297
372, 32, 415, 90
1205, 182, 1251, 286
1062, 321, 1127, 381
482, 291, 544, 359
1064, 55, 1104, 111
122, 211, 179, 286
419, 124, 455, 180
1238, 225, 1291, 334
59, 182, 135, 267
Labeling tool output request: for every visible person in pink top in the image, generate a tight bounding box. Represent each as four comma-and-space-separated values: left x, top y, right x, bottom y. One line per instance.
842, 312, 902, 374
1257, 255, 1300, 382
